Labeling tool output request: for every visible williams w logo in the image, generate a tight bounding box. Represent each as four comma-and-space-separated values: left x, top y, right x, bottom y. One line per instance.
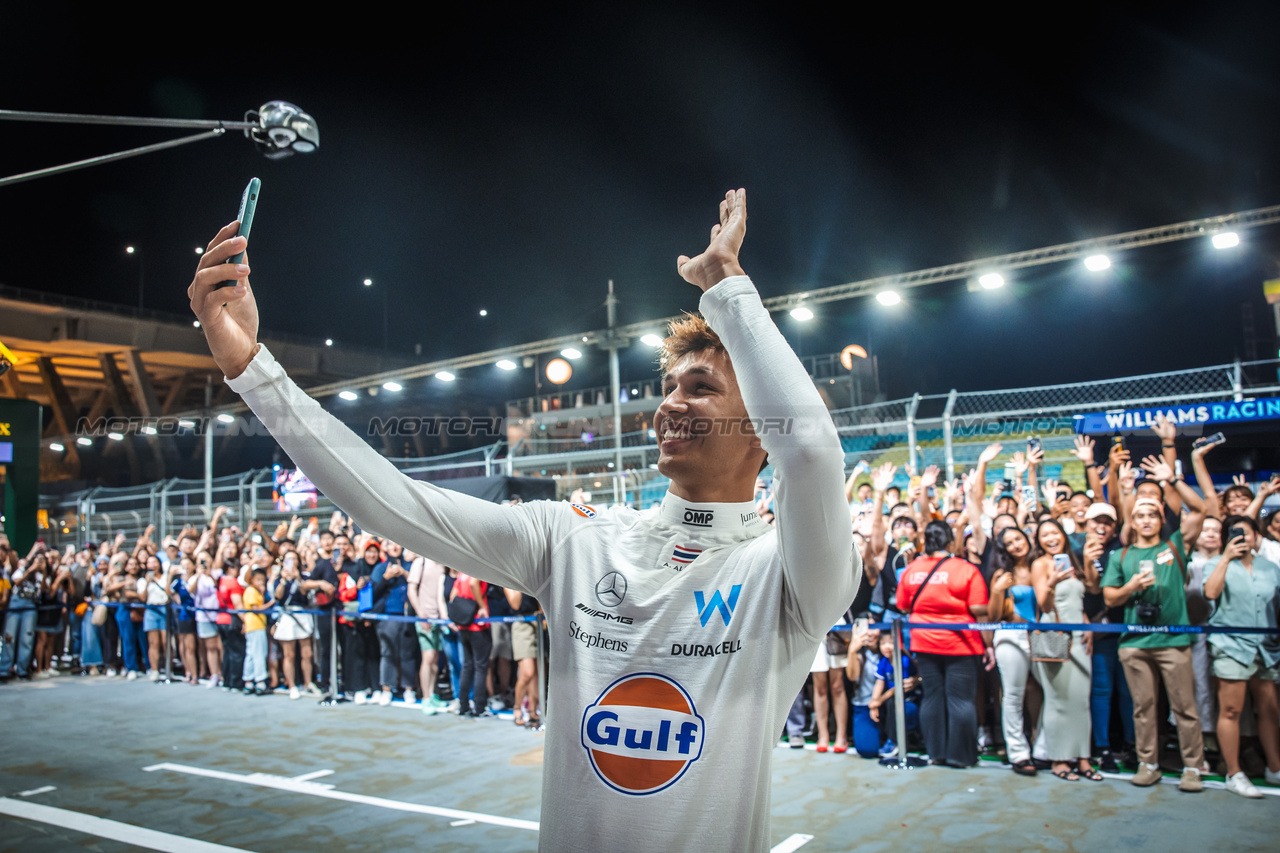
694, 585, 741, 627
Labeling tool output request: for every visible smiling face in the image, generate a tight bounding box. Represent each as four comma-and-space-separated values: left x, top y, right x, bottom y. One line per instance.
1036, 521, 1066, 556
1000, 527, 1030, 560
655, 348, 765, 502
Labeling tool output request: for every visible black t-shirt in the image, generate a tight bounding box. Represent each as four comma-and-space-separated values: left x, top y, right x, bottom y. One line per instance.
308, 559, 340, 608
978, 539, 999, 585
1075, 535, 1124, 623
486, 583, 514, 618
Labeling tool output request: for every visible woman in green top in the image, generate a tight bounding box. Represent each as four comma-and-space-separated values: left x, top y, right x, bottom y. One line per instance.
1203, 515, 1280, 798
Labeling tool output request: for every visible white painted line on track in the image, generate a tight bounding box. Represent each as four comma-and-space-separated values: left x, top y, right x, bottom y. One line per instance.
144, 762, 540, 831
0, 797, 253, 853
289, 769, 334, 783
771, 833, 815, 852
451, 819, 477, 826
16, 786, 56, 797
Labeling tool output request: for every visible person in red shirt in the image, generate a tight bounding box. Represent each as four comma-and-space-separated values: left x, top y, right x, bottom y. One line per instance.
896, 519, 992, 767
216, 569, 246, 691
449, 571, 491, 717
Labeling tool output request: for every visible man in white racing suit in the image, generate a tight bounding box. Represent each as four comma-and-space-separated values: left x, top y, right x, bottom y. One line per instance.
188, 188, 859, 852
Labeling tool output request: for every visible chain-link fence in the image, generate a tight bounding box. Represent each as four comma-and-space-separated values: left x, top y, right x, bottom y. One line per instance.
38, 358, 1280, 540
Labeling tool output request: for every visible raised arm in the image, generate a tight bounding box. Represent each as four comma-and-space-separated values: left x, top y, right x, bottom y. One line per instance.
869, 463, 896, 559
968, 443, 1001, 555
1151, 415, 1183, 516
1190, 443, 1223, 519
680, 189, 858, 637
188, 223, 562, 596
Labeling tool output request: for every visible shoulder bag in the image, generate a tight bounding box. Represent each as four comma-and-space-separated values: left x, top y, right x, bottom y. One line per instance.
1030, 602, 1071, 663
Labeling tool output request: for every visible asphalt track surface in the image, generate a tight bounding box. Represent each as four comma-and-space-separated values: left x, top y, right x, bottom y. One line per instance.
2, 676, 1278, 852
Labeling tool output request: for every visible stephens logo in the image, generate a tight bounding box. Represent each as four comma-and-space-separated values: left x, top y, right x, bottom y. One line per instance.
571, 504, 597, 519
682, 509, 714, 527
595, 572, 628, 607
581, 672, 705, 795
694, 585, 742, 627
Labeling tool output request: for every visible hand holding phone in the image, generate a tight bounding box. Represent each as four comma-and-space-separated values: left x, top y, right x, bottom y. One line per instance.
217, 178, 260, 289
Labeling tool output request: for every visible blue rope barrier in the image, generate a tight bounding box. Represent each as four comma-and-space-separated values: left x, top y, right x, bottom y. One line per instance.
829, 620, 1280, 636
84, 600, 539, 627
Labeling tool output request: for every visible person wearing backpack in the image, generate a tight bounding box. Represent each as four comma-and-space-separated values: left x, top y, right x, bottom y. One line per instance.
1103, 489, 1207, 793
448, 571, 490, 717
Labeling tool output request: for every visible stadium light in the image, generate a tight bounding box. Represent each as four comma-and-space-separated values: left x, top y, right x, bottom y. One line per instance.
561, 348, 582, 359
216, 413, 235, 424
193, 321, 200, 328
479, 309, 488, 317
496, 359, 518, 371
76, 436, 93, 447
1084, 254, 1111, 271
49, 442, 64, 452
141, 426, 157, 435
1212, 231, 1240, 249
178, 419, 196, 429
546, 358, 572, 385
108, 432, 124, 441
876, 290, 902, 306
978, 272, 1005, 289
363, 278, 373, 286
789, 306, 814, 321
382, 381, 403, 392
194, 247, 204, 255
640, 334, 663, 347
338, 390, 359, 401
435, 371, 456, 382
325, 338, 333, 346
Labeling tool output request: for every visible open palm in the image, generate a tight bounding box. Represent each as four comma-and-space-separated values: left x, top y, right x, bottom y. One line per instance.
678, 189, 747, 291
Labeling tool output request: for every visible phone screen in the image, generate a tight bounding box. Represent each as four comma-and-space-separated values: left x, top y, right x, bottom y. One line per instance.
1053, 553, 1072, 574
218, 177, 260, 289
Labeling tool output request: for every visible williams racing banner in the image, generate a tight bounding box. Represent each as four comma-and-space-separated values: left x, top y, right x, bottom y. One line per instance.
1074, 397, 1280, 435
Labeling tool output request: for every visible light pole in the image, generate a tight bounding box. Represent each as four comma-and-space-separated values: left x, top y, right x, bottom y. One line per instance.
364, 278, 389, 350
125, 245, 144, 309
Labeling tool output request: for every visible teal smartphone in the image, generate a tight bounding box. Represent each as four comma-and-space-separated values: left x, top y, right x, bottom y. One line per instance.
218, 177, 260, 289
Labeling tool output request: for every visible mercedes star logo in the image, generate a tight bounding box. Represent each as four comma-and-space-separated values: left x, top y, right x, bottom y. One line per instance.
595, 572, 628, 607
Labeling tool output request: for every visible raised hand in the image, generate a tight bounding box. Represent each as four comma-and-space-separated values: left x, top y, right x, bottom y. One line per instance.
677, 189, 747, 292
1041, 479, 1059, 507
1233, 474, 1248, 488
1139, 455, 1174, 482
1118, 461, 1136, 492
919, 465, 940, 490
1108, 439, 1130, 467
872, 463, 897, 493
1011, 451, 1028, 478
1072, 435, 1095, 464
188, 222, 260, 379
1026, 445, 1044, 468
978, 443, 1003, 465
1151, 413, 1176, 444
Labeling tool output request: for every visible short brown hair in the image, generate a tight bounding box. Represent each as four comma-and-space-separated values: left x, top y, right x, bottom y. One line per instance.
659, 313, 723, 374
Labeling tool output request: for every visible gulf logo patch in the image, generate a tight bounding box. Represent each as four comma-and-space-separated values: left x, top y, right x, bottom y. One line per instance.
571, 504, 597, 519
580, 672, 705, 795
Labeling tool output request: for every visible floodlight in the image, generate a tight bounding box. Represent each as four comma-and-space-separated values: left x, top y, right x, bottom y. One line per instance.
338, 390, 359, 401
216, 413, 235, 424
790, 306, 814, 321
496, 359, 518, 371
435, 372, 456, 382
1084, 254, 1111, 271
978, 273, 1005, 289
561, 348, 582, 359
49, 442, 64, 451
640, 334, 663, 347
1212, 232, 1240, 249
876, 290, 902, 306
76, 437, 93, 447
382, 381, 403, 392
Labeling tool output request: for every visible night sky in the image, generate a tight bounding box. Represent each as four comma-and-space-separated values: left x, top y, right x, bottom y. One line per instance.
3, 3, 1280, 404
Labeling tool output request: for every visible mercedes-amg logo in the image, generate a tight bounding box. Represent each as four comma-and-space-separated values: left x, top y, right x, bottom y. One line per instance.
595, 572, 628, 607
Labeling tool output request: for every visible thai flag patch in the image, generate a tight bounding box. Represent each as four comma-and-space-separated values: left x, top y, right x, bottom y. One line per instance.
671, 545, 703, 565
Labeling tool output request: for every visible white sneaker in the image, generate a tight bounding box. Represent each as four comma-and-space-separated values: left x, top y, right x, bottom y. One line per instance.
1226, 771, 1263, 798
49, 669, 64, 677
126, 670, 139, 681
147, 669, 159, 682
305, 683, 323, 696
105, 668, 118, 677
447, 699, 461, 715
377, 689, 393, 707
353, 690, 369, 705
1266, 767, 1280, 786
205, 676, 220, 689
34, 670, 52, 680
289, 686, 301, 700
403, 689, 417, 705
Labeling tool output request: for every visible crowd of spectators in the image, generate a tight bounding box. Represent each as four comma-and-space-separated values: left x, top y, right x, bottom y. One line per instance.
3, 416, 1279, 800
806, 418, 1280, 799
0, 504, 544, 726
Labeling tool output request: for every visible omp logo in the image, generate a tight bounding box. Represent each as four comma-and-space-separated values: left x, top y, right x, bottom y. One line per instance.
682, 509, 714, 527
580, 673, 705, 795
571, 504, 597, 519
694, 585, 741, 627
595, 572, 628, 607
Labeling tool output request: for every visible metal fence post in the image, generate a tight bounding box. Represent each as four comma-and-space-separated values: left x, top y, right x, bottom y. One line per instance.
942, 389, 957, 482
1233, 359, 1243, 402
881, 619, 925, 769
906, 393, 921, 473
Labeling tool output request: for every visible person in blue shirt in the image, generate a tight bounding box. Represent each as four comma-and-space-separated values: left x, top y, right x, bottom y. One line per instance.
371, 540, 416, 706
869, 631, 919, 758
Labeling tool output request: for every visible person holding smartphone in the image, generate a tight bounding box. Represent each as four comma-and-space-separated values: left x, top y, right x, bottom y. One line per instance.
1203, 515, 1280, 798
1031, 519, 1100, 781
